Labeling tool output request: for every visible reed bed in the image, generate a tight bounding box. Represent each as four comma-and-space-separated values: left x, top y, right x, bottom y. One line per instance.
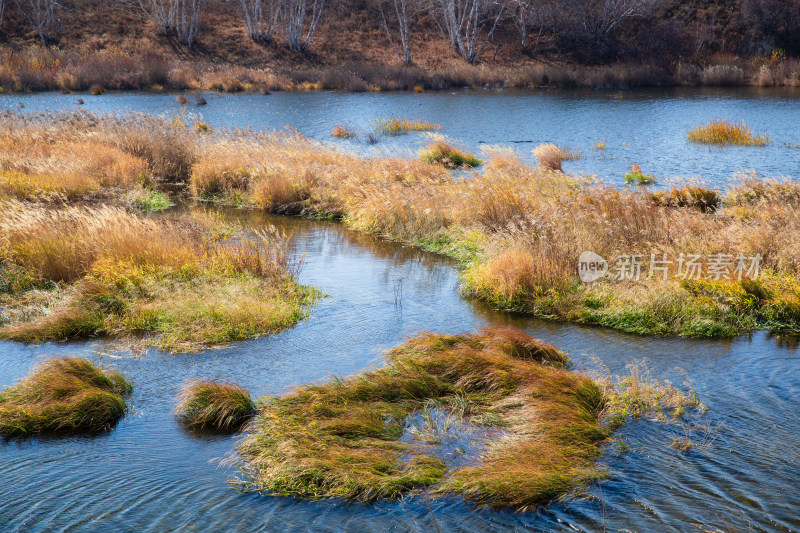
7, 110, 800, 338
235, 327, 698, 509
0, 357, 132, 436
0, 202, 313, 351
175, 380, 255, 432
687, 119, 769, 146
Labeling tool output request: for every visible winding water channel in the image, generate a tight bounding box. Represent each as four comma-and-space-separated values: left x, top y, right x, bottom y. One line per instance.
1, 90, 800, 531
1, 209, 798, 532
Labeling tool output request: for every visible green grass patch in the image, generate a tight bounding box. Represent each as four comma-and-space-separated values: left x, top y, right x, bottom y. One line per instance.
624, 164, 657, 185
420, 139, 482, 169
0, 357, 131, 436
128, 188, 175, 212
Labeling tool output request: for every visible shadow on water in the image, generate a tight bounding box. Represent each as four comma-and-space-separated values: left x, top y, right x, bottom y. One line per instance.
0, 208, 799, 532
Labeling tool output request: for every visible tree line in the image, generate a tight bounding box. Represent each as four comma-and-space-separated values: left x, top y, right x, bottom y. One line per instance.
1, 0, 799, 64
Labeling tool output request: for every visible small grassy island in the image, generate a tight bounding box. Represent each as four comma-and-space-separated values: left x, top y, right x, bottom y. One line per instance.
235, 327, 695, 509
0, 357, 132, 436
176, 380, 256, 432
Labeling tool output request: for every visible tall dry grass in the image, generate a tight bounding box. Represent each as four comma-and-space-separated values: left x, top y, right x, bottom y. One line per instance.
0, 202, 310, 350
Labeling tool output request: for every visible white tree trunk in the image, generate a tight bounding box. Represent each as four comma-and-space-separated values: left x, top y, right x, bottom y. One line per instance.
239, 0, 280, 41
378, 0, 415, 64
281, 0, 325, 51
15, 0, 59, 44
438, 0, 506, 63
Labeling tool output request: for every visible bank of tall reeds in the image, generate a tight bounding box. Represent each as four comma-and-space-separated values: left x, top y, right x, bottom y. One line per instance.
0, 201, 313, 351
235, 327, 697, 509
0, 357, 132, 436
188, 126, 800, 337
7, 111, 799, 338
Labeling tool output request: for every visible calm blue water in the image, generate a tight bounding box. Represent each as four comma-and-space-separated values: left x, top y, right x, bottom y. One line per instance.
2, 87, 800, 187
1, 210, 798, 532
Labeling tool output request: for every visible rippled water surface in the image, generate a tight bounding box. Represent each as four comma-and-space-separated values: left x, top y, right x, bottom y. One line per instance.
1, 209, 798, 532
2, 88, 800, 186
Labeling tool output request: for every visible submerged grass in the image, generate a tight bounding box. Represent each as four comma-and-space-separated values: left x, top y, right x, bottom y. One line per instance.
0, 202, 314, 352
373, 117, 442, 136
0, 357, 131, 436
176, 380, 255, 432
235, 327, 698, 509
687, 119, 769, 146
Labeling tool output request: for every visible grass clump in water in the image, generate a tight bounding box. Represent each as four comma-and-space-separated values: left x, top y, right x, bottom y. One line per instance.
624, 163, 657, 185
0, 357, 131, 436
373, 117, 441, 136
687, 119, 769, 146
420, 137, 482, 169
236, 326, 621, 510
176, 380, 255, 432
330, 124, 357, 139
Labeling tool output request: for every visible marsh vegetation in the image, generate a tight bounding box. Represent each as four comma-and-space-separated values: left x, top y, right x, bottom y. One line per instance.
235, 327, 697, 508
0, 357, 131, 436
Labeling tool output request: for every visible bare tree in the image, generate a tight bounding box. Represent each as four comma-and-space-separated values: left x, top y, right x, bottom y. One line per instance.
377, 0, 418, 64
513, 0, 549, 51
15, 0, 59, 44
131, 0, 202, 47
438, 0, 507, 63
136, 0, 173, 34
237, 0, 280, 41
281, 0, 325, 51
556, 0, 659, 53
172, 0, 202, 47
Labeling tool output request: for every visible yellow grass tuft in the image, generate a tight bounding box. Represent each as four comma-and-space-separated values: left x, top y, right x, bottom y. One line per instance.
687, 119, 769, 146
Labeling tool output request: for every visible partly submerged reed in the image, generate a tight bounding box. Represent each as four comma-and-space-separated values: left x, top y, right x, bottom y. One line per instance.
175, 380, 255, 432
687, 119, 769, 146
0, 357, 131, 436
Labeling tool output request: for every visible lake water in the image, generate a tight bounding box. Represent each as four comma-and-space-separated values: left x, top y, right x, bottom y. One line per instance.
2, 87, 800, 187
1, 208, 798, 532
1, 90, 800, 531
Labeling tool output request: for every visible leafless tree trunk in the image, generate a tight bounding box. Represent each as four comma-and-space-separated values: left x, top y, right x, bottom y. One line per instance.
136, 0, 173, 34
514, 0, 548, 51
560, 0, 659, 45
238, 0, 280, 41
15, 0, 59, 44
0, 1, 6, 28
281, 0, 325, 51
438, 0, 507, 63
378, 0, 416, 64
173, 0, 202, 47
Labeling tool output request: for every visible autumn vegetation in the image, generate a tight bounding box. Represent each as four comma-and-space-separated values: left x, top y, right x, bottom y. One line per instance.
0, 0, 799, 93
0, 357, 132, 436
0, 200, 313, 351
235, 327, 697, 508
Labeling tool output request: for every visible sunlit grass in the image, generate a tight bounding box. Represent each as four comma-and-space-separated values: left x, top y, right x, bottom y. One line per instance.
330, 124, 357, 139
0, 202, 314, 351
419, 137, 482, 169
373, 116, 442, 136
687, 119, 769, 146
0, 357, 131, 436
175, 380, 255, 432
624, 163, 657, 185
